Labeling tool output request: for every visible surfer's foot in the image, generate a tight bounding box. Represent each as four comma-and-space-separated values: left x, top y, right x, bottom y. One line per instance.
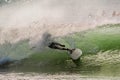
69, 49, 75, 53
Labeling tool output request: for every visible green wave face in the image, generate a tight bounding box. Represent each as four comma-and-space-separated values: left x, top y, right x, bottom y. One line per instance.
65, 24, 120, 54
1, 24, 120, 76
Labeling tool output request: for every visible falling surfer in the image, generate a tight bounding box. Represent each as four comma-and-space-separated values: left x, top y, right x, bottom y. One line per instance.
48, 42, 82, 66
30, 33, 82, 66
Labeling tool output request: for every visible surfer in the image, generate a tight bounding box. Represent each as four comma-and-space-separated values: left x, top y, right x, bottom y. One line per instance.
48, 42, 82, 66
48, 42, 69, 51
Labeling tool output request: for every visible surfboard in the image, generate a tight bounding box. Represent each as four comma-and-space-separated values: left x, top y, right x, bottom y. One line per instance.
69, 48, 82, 60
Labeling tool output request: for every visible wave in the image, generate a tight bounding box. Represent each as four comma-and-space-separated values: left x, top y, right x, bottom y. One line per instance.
0, 24, 120, 76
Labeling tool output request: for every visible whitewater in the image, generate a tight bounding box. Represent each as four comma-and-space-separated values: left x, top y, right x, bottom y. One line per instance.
0, 0, 120, 44
0, 0, 120, 79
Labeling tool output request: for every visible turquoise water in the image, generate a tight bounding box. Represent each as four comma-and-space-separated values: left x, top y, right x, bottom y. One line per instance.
0, 24, 120, 76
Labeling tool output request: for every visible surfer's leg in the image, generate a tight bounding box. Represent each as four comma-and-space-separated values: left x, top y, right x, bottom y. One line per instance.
61, 48, 76, 52
58, 47, 70, 51
51, 46, 68, 51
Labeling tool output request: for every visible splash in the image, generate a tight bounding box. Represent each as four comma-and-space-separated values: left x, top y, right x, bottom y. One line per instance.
0, 0, 120, 45
6, 24, 119, 75
0, 0, 120, 68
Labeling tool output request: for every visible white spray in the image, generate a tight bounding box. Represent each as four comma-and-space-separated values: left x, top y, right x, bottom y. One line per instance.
0, 0, 120, 48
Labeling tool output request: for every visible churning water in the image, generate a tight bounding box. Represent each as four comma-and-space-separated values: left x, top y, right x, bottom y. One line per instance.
0, 0, 120, 78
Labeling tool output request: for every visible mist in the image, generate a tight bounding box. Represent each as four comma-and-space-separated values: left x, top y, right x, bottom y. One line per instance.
0, 0, 120, 46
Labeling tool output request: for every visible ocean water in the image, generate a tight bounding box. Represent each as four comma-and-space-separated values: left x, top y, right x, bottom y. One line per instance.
0, 24, 120, 77
0, 0, 120, 79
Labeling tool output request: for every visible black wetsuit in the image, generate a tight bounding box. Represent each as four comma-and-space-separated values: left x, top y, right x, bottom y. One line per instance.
48, 42, 68, 50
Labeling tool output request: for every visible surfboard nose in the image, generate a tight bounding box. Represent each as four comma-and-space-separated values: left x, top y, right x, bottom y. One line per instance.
69, 48, 82, 60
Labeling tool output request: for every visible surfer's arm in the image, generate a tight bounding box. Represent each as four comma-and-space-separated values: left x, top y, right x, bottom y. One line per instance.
52, 42, 65, 47
48, 42, 69, 51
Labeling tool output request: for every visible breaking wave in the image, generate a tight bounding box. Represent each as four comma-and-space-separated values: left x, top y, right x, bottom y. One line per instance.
0, 0, 120, 76
0, 24, 120, 76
